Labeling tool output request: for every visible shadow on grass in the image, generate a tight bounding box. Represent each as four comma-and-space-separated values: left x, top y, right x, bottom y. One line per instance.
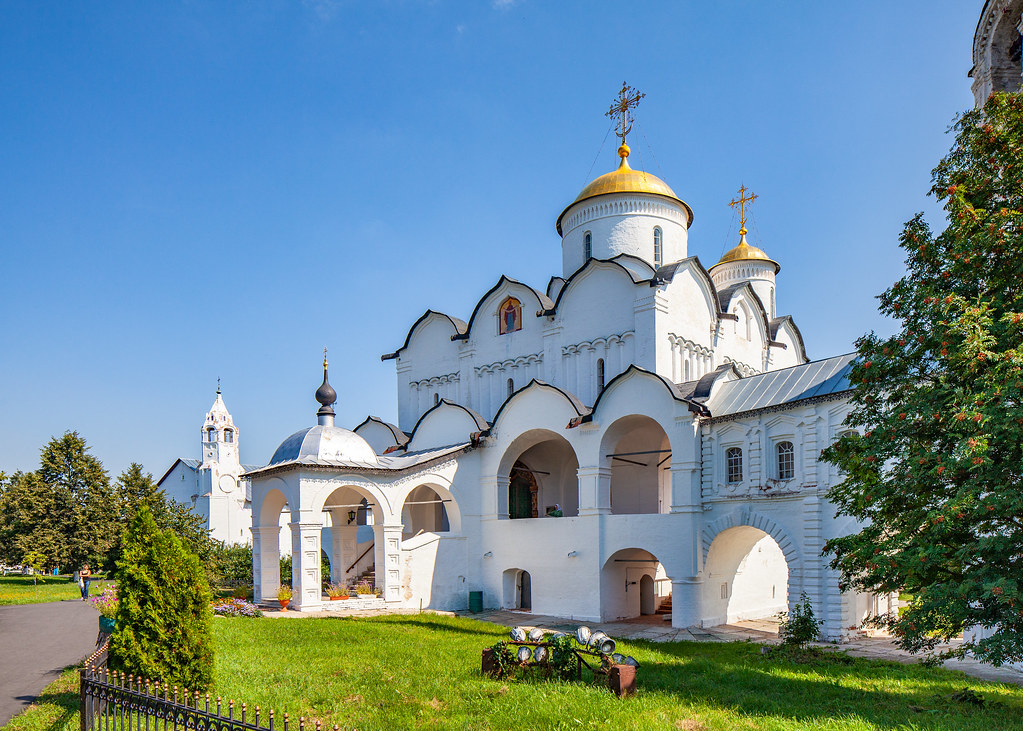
624, 639, 1017, 730
330, 614, 505, 638
10, 665, 80, 730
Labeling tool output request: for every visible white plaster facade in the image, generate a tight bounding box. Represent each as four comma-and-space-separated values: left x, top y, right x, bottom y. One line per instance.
970, 0, 1023, 107
245, 142, 889, 642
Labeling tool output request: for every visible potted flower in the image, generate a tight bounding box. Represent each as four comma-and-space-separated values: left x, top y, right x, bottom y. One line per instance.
355, 581, 374, 598
276, 585, 293, 610
326, 583, 349, 601
90, 584, 118, 634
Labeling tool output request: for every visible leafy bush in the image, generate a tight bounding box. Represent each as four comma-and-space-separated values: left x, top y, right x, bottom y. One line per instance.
279, 555, 292, 585
778, 591, 823, 648
208, 543, 252, 588
110, 505, 214, 689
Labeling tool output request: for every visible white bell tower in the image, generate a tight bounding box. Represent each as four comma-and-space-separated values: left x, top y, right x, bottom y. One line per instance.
197, 382, 247, 544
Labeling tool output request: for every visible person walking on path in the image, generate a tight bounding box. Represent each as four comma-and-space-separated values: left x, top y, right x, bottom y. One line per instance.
78, 564, 91, 600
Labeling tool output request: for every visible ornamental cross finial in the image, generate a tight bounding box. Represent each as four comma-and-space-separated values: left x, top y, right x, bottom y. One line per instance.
323, 347, 328, 369
729, 185, 758, 234
606, 81, 645, 147
216, 377, 221, 394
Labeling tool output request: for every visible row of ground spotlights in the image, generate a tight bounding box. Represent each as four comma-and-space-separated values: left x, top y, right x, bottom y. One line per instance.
509, 626, 640, 666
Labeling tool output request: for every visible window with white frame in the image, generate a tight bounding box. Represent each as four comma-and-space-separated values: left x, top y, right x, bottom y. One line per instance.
653, 227, 662, 267
726, 447, 743, 483
776, 441, 794, 480
583, 231, 592, 260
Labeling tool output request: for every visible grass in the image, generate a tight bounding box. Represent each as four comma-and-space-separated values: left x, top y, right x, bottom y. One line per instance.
2, 666, 79, 731
211, 614, 1023, 731
0, 574, 112, 606
6, 614, 1023, 730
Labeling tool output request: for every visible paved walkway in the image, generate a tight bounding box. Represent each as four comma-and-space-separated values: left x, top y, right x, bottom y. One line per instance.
462, 609, 1023, 687
0, 599, 101, 726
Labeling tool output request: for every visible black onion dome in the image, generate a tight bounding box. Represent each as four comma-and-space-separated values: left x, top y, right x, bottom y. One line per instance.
315, 369, 337, 411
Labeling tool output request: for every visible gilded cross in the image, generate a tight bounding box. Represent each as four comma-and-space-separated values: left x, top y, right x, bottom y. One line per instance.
606, 82, 645, 146
323, 346, 329, 369
729, 185, 758, 232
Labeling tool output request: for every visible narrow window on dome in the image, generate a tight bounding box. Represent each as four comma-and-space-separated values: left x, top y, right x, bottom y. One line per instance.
777, 441, 794, 480
596, 358, 605, 391
770, 287, 776, 319
726, 447, 743, 483
498, 297, 522, 335
583, 231, 592, 261
434, 392, 440, 406
653, 227, 663, 267
684, 359, 691, 381
507, 378, 514, 397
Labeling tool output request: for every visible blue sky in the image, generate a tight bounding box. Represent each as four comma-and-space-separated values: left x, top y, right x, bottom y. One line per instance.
0, 1, 979, 478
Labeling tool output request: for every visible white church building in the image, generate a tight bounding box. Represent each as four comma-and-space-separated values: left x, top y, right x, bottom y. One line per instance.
241, 100, 889, 640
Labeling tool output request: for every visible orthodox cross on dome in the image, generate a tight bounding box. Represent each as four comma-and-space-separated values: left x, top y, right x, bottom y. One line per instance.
729, 185, 758, 234
606, 82, 645, 150
216, 377, 221, 394
323, 346, 329, 369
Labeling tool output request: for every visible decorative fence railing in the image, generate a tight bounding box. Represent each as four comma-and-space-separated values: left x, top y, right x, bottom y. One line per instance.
80, 640, 338, 731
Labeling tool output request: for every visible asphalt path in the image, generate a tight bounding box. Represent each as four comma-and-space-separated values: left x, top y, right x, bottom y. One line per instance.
0, 599, 99, 727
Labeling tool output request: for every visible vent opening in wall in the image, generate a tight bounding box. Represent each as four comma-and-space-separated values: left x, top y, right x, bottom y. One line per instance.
720, 582, 729, 600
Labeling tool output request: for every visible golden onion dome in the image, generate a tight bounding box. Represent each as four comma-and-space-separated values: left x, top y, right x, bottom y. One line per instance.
710, 228, 780, 274
556, 144, 693, 234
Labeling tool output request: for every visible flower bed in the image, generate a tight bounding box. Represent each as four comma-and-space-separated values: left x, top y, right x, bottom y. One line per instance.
212, 598, 263, 617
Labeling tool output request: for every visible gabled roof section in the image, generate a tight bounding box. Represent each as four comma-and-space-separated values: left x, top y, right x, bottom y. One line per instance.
703, 353, 855, 419
688, 364, 743, 402
768, 316, 809, 362
717, 282, 769, 326
452, 275, 554, 341
353, 415, 410, 446
548, 256, 651, 315
243, 442, 472, 478
546, 276, 567, 301
382, 310, 467, 361
392, 398, 490, 453
156, 457, 199, 486
607, 253, 656, 280
584, 364, 707, 421
491, 379, 590, 428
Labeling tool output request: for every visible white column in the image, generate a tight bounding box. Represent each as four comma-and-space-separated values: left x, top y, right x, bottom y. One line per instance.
671, 578, 704, 628
251, 525, 281, 604
290, 513, 323, 611
577, 466, 611, 516
374, 524, 403, 603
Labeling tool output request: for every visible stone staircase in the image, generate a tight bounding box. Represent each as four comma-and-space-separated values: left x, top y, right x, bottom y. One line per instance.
655, 593, 672, 616
353, 565, 375, 589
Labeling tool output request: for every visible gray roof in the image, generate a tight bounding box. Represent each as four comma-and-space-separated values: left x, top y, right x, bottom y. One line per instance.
243, 442, 470, 478
179, 458, 200, 470
701, 353, 855, 418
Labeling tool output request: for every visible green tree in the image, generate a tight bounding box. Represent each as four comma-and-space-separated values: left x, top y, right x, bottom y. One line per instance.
110, 505, 214, 689
823, 92, 1023, 665
0, 472, 62, 566
38, 431, 118, 568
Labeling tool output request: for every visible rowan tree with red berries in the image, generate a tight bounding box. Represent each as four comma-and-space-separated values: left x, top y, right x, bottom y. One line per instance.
823, 92, 1023, 665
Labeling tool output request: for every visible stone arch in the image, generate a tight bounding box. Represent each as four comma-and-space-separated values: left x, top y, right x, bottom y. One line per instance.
701, 509, 800, 570
497, 428, 580, 518
502, 567, 532, 610
599, 414, 672, 515
701, 525, 789, 627
600, 547, 671, 621
399, 479, 462, 537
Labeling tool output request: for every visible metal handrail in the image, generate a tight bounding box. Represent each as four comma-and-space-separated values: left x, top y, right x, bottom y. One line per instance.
345, 543, 374, 575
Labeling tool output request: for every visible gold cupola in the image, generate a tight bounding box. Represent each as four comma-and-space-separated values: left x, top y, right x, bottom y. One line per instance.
556, 143, 693, 235
711, 227, 780, 274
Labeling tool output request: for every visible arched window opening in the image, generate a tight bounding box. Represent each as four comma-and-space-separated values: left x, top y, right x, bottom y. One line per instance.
224, 429, 234, 444
726, 447, 743, 483
596, 359, 605, 392
433, 392, 440, 406
401, 485, 450, 540
583, 231, 592, 260
206, 427, 216, 442
603, 415, 672, 515
684, 359, 691, 381
498, 297, 522, 335
653, 227, 662, 268
770, 287, 776, 319
776, 441, 794, 480
507, 377, 514, 398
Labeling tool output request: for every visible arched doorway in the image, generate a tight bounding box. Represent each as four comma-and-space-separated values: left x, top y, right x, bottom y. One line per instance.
601, 548, 670, 621
600, 415, 672, 514
502, 568, 531, 611
500, 430, 580, 518
320, 485, 380, 588
702, 526, 789, 627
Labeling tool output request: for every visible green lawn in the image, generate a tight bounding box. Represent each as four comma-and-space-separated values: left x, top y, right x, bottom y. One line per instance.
0, 574, 112, 605
7, 614, 1023, 731
212, 615, 1023, 731
2, 667, 79, 731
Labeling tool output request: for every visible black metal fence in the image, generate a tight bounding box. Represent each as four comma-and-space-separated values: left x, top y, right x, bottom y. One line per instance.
80, 641, 337, 731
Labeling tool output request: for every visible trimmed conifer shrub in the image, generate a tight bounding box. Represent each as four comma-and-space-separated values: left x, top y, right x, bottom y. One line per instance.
110, 504, 214, 689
